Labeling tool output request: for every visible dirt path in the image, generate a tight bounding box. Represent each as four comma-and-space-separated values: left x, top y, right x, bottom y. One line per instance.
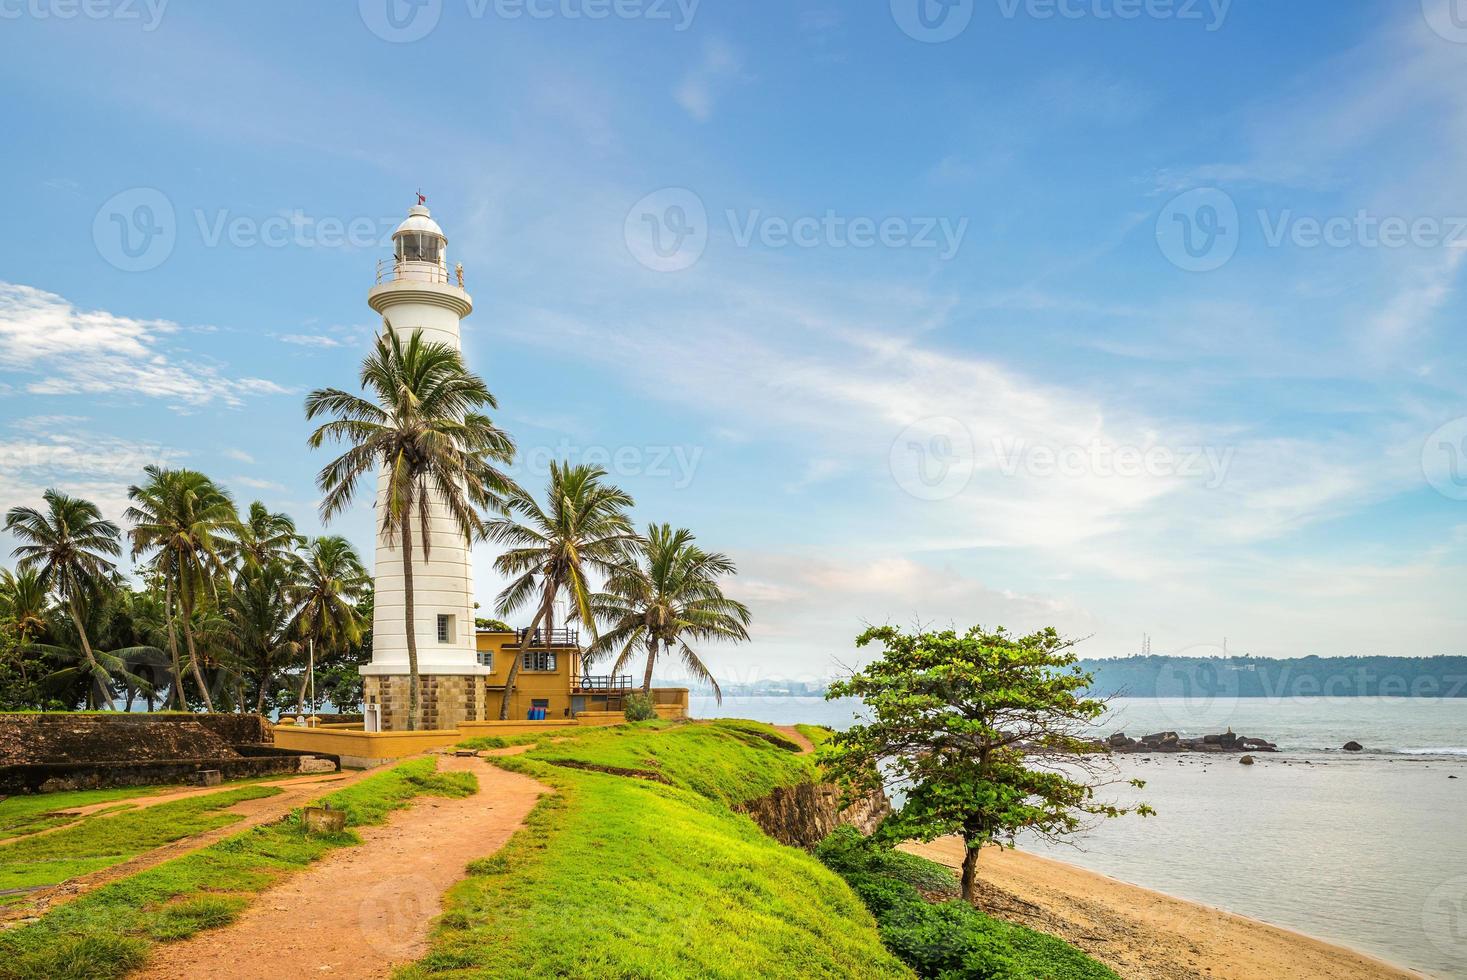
902, 839, 1418, 980
0, 770, 377, 925
773, 725, 815, 754
136, 754, 549, 979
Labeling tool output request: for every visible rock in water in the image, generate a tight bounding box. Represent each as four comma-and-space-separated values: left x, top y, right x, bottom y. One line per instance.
1239, 755, 1255, 765
1342, 741, 1364, 752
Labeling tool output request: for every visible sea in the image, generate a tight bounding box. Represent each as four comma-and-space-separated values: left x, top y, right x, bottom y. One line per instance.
690, 695, 1467, 979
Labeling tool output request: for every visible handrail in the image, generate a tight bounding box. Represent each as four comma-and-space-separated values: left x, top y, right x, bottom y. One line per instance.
375, 258, 466, 288
515, 626, 579, 647
572, 675, 634, 692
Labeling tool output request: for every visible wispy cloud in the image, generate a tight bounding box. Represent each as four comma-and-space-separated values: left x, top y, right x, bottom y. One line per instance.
673, 40, 743, 123
0, 283, 287, 408
232, 475, 286, 492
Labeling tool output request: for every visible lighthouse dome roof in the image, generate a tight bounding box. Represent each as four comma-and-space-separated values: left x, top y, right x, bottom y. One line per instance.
393, 204, 445, 241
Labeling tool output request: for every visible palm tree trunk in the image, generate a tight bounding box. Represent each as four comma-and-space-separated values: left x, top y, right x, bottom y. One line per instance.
499, 597, 551, 720
641, 637, 658, 694
180, 594, 214, 712
401, 517, 421, 731
66, 601, 112, 711
164, 581, 185, 710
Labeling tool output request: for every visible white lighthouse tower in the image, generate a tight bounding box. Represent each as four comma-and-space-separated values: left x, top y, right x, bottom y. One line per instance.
359, 201, 490, 731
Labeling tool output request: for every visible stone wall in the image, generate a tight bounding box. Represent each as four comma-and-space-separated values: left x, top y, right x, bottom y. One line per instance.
737, 782, 891, 849
0, 713, 331, 795
364, 673, 484, 731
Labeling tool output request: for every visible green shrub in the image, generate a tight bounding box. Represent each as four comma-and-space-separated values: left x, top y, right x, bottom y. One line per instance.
815, 828, 1117, 980
817, 826, 959, 897
623, 691, 657, 722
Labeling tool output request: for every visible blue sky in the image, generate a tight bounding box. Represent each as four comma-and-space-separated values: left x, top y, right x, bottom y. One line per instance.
3, 0, 1467, 680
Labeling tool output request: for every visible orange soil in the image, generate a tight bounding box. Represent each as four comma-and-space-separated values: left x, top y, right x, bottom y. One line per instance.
136, 753, 549, 979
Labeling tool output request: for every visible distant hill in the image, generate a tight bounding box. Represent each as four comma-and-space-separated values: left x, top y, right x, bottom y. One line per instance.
1078, 655, 1467, 699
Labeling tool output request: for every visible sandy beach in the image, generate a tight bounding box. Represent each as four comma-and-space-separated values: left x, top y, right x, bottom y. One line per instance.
901, 838, 1420, 980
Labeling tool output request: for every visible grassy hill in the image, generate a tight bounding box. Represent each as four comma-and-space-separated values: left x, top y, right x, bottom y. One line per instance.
404, 720, 907, 978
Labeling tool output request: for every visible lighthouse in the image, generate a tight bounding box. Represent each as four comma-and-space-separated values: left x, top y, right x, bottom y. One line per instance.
359, 202, 490, 731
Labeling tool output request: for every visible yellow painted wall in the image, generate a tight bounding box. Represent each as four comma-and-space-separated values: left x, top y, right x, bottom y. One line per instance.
474, 630, 691, 720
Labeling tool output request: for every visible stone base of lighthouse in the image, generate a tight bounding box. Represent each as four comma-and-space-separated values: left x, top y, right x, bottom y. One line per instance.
362, 672, 488, 732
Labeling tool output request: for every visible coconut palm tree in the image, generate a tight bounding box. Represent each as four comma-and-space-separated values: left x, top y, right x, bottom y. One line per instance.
230, 502, 300, 571
289, 535, 369, 715
488, 462, 638, 719
4, 490, 130, 708
0, 567, 48, 682
305, 327, 516, 730
587, 523, 750, 703
125, 467, 240, 711
228, 558, 301, 714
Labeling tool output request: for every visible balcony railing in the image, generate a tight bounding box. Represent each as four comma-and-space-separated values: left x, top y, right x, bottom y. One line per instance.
572, 675, 634, 693
514, 626, 579, 648
374, 259, 465, 288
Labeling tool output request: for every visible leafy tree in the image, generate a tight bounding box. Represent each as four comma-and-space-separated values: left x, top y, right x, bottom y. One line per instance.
4, 491, 141, 708
588, 523, 749, 700
227, 558, 300, 714
823, 624, 1152, 902
0, 567, 48, 683
487, 462, 637, 719
230, 502, 301, 571
125, 467, 240, 711
306, 327, 516, 730
288, 535, 369, 715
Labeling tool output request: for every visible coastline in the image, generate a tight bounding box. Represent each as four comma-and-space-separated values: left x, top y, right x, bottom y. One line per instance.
900, 838, 1421, 980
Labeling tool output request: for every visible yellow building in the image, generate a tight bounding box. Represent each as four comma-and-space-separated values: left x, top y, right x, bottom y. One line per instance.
476, 626, 689, 722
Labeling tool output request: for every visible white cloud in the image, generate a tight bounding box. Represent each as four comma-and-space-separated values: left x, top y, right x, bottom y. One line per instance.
0, 425, 188, 526
0, 282, 287, 407
232, 475, 287, 492
278, 333, 347, 348
221, 448, 255, 464
673, 40, 742, 123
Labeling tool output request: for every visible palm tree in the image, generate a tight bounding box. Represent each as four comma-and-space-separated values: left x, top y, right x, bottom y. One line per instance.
125, 467, 240, 711
228, 559, 301, 714
289, 536, 369, 715
4, 490, 127, 708
0, 567, 48, 682
488, 462, 638, 719
230, 502, 300, 571
588, 524, 750, 703
305, 327, 516, 730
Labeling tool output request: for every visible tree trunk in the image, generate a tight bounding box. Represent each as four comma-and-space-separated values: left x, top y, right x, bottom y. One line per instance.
960, 837, 982, 902
256, 677, 267, 716
401, 517, 421, 731
180, 594, 214, 712
66, 601, 111, 711
499, 598, 550, 720
164, 581, 186, 710
641, 637, 658, 694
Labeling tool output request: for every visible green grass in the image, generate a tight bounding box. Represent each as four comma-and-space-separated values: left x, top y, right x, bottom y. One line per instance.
816, 828, 1119, 980
0, 757, 476, 980
399, 754, 912, 979
522, 719, 817, 806
0, 785, 280, 897
794, 723, 836, 750
0, 786, 177, 842
454, 731, 558, 751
